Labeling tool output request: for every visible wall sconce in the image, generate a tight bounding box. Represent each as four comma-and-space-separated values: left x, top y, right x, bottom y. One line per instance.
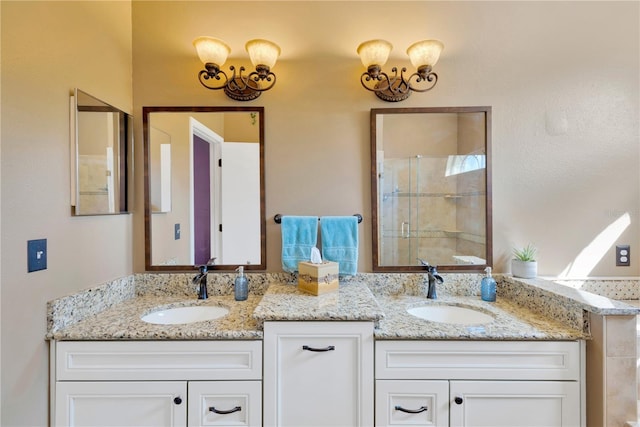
358, 39, 443, 102
193, 37, 281, 101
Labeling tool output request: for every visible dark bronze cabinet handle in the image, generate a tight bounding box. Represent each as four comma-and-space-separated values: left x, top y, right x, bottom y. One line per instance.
173, 397, 182, 405
454, 396, 464, 405
209, 406, 242, 415
395, 405, 428, 414
302, 345, 335, 352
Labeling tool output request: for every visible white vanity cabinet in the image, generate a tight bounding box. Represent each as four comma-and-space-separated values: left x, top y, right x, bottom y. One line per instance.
263, 321, 375, 427
55, 381, 187, 426
375, 340, 583, 427
52, 340, 262, 427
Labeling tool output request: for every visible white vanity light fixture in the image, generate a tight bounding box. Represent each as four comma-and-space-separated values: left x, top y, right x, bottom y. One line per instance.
194, 37, 281, 101
358, 39, 443, 102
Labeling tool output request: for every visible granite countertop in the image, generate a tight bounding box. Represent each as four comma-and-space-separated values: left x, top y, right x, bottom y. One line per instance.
46, 273, 638, 342
253, 281, 385, 325
48, 294, 263, 340
374, 294, 586, 340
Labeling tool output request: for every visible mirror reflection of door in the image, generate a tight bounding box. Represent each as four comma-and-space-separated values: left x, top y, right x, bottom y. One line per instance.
193, 134, 212, 265
190, 118, 222, 266
220, 142, 261, 265
190, 118, 261, 266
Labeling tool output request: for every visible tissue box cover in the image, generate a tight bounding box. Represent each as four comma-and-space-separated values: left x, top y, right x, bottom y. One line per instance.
298, 261, 339, 295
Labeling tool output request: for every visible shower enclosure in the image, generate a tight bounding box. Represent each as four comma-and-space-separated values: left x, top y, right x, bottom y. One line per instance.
379, 153, 486, 266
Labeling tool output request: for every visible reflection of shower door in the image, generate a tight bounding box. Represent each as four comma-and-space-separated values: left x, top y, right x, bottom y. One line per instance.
193, 135, 211, 265
379, 156, 418, 266
381, 155, 472, 266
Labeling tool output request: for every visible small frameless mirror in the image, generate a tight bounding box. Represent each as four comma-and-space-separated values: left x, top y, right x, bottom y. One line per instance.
70, 89, 133, 215
371, 106, 492, 271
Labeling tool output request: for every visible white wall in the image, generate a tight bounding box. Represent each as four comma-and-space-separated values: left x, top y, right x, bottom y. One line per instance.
0, 2, 133, 425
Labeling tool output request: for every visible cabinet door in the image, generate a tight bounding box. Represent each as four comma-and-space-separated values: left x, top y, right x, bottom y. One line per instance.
264, 321, 374, 427
449, 381, 580, 427
55, 381, 186, 426
376, 380, 449, 427
188, 381, 261, 427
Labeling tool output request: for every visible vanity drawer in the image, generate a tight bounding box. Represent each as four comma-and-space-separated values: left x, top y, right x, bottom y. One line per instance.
375, 340, 580, 381
55, 340, 262, 381
376, 380, 449, 426
188, 380, 262, 427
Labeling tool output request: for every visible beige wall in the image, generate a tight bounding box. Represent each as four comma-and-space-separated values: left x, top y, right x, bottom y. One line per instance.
1, 1, 638, 425
133, 1, 639, 276
1, 2, 133, 425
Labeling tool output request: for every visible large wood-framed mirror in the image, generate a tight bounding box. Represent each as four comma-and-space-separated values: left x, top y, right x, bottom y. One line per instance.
143, 106, 266, 271
371, 106, 492, 272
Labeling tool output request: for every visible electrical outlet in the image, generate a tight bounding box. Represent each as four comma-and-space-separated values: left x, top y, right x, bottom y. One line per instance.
174, 224, 181, 240
616, 245, 630, 267
28, 239, 47, 272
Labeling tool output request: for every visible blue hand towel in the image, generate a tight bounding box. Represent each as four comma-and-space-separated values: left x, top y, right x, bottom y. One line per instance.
281, 216, 319, 273
320, 216, 359, 276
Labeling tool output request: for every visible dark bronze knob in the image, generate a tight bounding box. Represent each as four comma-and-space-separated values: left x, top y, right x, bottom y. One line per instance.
454, 396, 463, 405
174, 397, 182, 405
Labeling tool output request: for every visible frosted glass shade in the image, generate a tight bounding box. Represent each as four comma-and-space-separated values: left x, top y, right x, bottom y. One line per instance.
406, 40, 444, 68
246, 39, 281, 69
357, 39, 393, 68
193, 37, 231, 66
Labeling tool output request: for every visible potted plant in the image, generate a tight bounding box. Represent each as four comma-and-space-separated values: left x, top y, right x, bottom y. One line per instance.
511, 244, 537, 279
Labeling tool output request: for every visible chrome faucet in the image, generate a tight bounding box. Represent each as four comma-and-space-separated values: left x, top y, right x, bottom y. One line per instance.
417, 259, 444, 299
192, 265, 209, 300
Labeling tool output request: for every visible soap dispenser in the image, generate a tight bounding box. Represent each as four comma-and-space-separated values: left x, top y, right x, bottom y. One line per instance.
234, 266, 248, 301
481, 266, 497, 302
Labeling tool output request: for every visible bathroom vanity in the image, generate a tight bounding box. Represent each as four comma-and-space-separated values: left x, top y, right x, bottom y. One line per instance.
47, 273, 639, 427
54, 340, 263, 426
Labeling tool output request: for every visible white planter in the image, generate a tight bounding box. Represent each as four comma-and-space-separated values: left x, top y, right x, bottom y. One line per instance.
511, 260, 537, 279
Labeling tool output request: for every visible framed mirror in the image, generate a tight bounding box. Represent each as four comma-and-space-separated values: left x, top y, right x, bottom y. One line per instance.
70, 89, 133, 215
143, 106, 266, 271
371, 107, 492, 272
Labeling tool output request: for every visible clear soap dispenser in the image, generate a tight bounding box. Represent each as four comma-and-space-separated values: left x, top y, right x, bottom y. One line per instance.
481, 266, 497, 302
234, 266, 248, 301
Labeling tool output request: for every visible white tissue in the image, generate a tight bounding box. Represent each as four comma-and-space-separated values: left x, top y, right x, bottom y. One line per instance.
310, 247, 323, 264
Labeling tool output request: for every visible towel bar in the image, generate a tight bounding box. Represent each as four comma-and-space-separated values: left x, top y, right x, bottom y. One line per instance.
274, 214, 362, 224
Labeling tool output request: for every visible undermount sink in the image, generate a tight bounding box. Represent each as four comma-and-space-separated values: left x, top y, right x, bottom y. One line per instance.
141, 306, 229, 325
407, 305, 494, 325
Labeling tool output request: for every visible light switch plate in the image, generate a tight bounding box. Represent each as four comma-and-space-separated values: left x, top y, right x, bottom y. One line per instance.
28, 239, 47, 272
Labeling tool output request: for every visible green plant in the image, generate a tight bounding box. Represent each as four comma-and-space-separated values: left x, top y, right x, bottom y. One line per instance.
513, 244, 537, 262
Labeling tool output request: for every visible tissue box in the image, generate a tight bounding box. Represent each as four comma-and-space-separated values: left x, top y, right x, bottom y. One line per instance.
298, 261, 339, 295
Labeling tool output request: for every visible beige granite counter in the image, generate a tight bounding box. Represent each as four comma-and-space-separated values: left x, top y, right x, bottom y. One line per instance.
374, 294, 586, 340
252, 281, 385, 326
46, 272, 639, 342
48, 295, 263, 340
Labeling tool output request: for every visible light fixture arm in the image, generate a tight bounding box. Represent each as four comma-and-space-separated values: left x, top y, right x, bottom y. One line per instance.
360, 65, 438, 102
198, 63, 231, 91
406, 65, 438, 93
197, 64, 277, 101
242, 65, 277, 92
